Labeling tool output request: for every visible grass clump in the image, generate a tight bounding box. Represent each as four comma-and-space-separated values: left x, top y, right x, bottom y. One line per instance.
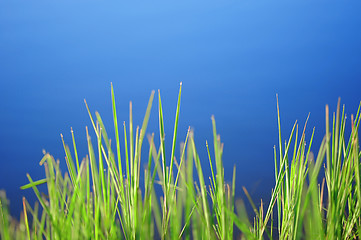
0, 83, 360, 239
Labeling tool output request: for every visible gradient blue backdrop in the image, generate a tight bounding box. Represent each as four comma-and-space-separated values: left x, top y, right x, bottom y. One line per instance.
1, 0, 361, 217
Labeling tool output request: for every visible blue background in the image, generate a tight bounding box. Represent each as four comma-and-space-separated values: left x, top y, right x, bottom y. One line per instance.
1, 0, 360, 217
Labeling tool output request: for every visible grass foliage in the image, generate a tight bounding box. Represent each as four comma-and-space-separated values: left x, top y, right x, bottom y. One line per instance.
1, 83, 360, 239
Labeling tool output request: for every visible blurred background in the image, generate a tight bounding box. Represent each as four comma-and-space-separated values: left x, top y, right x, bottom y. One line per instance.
1, 0, 360, 217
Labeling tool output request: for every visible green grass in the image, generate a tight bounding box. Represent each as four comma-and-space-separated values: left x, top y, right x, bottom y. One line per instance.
1, 83, 360, 239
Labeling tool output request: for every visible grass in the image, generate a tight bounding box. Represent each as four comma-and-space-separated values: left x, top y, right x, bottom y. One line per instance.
0, 83, 360, 239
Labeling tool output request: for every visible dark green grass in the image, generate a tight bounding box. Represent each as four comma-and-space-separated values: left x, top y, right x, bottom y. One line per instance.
1, 83, 360, 239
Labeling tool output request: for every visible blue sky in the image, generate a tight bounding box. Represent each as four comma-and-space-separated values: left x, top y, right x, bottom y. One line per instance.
1, 0, 361, 216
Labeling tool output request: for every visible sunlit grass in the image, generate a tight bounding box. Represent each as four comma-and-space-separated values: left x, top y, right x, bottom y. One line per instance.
0, 83, 360, 239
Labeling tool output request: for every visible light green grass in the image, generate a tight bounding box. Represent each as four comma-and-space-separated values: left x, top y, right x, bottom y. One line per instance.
0, 83, 360, 239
